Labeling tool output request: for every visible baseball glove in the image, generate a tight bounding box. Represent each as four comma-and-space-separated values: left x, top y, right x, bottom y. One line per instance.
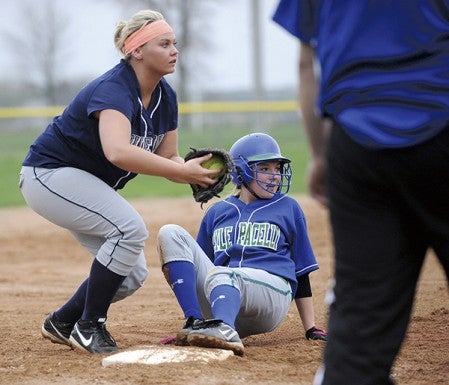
184, 147, 233, 207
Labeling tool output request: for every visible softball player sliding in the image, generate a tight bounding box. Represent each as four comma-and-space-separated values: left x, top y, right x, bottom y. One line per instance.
19, 10, 218, 355
157, 133, 326, 355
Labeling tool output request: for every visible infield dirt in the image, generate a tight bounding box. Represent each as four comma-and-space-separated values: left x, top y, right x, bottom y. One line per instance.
1, 196, 448, 385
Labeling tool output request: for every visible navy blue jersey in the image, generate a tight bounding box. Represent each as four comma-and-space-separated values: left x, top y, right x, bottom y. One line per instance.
23, 60, 178, 189
196, 194, 318, 297
274, 0, 449, 149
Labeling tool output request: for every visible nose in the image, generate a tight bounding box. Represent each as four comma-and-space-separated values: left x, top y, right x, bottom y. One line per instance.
265, 169, 279, 183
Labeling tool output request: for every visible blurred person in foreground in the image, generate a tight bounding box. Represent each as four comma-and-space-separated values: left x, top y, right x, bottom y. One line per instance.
19, 9, 219, 354
273, 1, 449, 384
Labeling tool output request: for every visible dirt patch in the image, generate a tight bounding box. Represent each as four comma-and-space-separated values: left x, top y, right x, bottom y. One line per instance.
1, 196, 447, 385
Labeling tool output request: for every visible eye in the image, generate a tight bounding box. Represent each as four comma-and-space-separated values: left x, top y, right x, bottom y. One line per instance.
160, 39, 175, 48
252, 163, 262, 170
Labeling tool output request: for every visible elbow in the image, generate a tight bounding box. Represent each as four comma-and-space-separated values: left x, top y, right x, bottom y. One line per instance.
103, 146, 128, 168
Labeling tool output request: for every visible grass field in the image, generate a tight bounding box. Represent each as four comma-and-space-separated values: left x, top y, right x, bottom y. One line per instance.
0, 124, 310, 208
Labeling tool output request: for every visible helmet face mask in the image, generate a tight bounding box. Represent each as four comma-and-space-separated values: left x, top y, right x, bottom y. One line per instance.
230, 133, 292, 197
249, 160, 292, 196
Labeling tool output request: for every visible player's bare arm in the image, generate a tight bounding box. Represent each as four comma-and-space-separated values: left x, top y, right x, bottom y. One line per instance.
298, 42, 330, 207
98, 109, 217, 186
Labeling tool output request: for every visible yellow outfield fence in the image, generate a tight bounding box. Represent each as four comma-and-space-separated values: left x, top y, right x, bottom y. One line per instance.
0, 100, 299, 119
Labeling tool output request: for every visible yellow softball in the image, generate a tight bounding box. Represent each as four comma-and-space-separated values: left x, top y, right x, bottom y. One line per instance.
201, 155, 225, 178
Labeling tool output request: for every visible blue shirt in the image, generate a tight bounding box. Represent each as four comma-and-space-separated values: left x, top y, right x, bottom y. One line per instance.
196, 194, 318, 297
274, 0, 449, 149
272, 0, 318, 47
23, 60, 178, 189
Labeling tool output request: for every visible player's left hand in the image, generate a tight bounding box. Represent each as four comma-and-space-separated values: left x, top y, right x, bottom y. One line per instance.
305, 326, 327, 341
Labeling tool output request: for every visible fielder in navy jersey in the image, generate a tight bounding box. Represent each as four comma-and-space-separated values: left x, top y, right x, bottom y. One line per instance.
19, 9, 220, 354
157, 133, 326, 356
274, 1, 449, 384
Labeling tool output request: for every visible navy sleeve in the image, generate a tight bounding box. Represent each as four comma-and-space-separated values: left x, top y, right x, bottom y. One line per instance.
87, 81, 135, 121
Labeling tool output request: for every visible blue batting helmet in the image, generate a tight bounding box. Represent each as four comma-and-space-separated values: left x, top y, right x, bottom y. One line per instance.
229, 133, 292, 195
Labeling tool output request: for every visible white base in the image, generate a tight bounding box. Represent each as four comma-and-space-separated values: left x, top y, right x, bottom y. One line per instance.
102, 345, 234, 366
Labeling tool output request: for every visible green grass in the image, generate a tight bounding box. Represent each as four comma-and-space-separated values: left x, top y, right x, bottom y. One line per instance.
0, 124, 310, 208
0, 129, 42, 207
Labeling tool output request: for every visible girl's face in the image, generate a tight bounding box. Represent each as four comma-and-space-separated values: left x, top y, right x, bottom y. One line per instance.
247, 160, 283, 199
140, 33, 178, 76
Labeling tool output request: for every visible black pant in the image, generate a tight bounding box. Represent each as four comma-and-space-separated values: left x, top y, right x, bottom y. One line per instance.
321, 124, 449, 385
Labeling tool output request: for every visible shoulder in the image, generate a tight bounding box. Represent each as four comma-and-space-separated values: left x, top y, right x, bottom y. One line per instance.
272, 0, 319, 45
271, 194, 299, 207
272, 195, 306, 218
82, 61, 137, 98
207, 196, 236, 211
203, 196, 239, 216
79, 61, 139, 118
100, 61, 138, 90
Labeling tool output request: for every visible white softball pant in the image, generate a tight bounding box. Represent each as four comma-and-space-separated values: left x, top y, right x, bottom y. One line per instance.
19, 166, 148, 301
157, 224, 293, 338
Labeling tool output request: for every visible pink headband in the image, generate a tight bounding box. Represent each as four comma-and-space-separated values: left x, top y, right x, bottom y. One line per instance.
124, 20, 174, 55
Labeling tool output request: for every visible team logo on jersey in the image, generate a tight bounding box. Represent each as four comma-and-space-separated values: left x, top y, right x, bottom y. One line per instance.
213, 222, 280, 252
130, 133, 164, 152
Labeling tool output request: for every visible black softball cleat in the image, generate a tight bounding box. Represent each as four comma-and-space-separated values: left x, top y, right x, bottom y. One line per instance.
69, 318, 119, 354
41, 312, 74, 347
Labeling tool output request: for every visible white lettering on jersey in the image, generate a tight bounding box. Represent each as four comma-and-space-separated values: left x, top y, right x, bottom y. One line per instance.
212, 222, 280, 252
212, 226, 233, 251
130, 133, 165, 152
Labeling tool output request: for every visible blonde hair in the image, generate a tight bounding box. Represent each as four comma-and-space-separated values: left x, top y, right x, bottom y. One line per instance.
114, 10, 165, 58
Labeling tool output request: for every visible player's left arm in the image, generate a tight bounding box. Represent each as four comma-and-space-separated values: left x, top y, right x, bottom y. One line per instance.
290, 205, 326, 340
293, 267, 327, 341
294, 294, 315, 332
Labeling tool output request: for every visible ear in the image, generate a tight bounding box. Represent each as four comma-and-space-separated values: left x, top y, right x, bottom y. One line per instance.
130, 47, 144, 60
235, 166, 245, 184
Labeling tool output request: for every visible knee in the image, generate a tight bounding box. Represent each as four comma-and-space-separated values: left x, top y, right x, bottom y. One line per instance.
157, 224, 183, 244
205, 267, 232, 284
157, 224, 188, 264
204, 268, 238, 298
120, 216, 149, 252
129, 216, 149, 242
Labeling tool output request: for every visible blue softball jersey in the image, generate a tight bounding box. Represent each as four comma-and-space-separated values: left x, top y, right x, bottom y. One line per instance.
273, 0, 449, 149
23, 59, 178, 189
196, 194, 318, 297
